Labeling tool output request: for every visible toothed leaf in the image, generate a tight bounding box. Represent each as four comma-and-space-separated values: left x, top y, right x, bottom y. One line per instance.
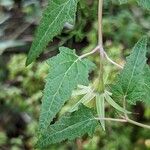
112, 37, 147, 104
36, 105, 98, 148
26, 0, 78, 65
39, 47, 95, 132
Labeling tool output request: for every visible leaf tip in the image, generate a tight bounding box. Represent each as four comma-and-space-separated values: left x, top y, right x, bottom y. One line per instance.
26, 50, 36, 66
25, 57, 32, 66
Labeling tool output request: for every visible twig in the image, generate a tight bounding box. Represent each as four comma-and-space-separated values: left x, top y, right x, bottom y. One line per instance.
104, 51, 123, 69
95, 117, 150, 129
95, 117, 127, 122
79, 46, 99, 59
126, 118, 150, 129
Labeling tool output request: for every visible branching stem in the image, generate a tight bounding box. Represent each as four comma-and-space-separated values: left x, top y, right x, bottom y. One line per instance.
79, 0, 150, 130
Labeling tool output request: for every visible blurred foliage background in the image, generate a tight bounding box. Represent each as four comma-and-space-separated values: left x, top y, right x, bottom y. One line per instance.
0, 0, 150, 150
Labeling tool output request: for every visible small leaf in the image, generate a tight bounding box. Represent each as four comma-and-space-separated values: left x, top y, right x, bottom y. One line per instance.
36, 105, 98, 148
96, 94, 105, 131
39, 47, 95, 132
26, 0, 78, 65
104, 91, 131, 114
112, 37, 147, 104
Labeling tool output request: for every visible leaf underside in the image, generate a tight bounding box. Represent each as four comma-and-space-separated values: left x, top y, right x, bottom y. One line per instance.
36, 105, 98, 148
39, 47, 95, 133
112, 37, 147, 104
26, 0, 78, 65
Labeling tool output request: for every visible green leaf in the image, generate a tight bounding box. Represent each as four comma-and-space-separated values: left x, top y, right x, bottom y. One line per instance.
112, 37, 147, 104
96, 94, 105, 131
143, 65, 150, 104
137, 0, 150, 10
39, 47, 95, 132
104, 91, 131, 114
26, 0, 78, 65
36, 105, 98, 148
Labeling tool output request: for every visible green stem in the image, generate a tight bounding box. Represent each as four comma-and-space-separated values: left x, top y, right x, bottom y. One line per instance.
97, 0, 105, 93
95, 1, 150, 130
98, 0, 103, 46
95, 117, 127, 122
79, 46, 99, 59
127, 118, 150, 129
95, 117, 150, 129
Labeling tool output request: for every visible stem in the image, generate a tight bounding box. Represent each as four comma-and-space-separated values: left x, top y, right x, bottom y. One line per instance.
79, 46, 99, 59
95, 117, 150, 129
98, 0, 103, 46
104, 51, 123, 69
127, 118, 150, 129
79, 1, 150, 130
97, 0, 105, 93
95, 117, 127, 122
